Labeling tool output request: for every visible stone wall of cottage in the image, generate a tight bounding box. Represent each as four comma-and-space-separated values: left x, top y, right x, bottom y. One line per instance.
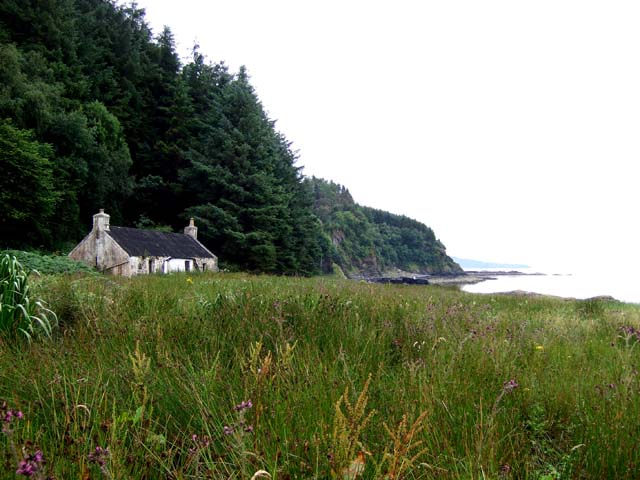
69, 229, 130, 274
128, 256, 218, 275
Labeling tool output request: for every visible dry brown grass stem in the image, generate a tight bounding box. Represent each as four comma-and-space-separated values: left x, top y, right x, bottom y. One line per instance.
382, 410, 430, 479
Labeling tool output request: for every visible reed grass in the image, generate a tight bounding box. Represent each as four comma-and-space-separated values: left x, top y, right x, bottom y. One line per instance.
1, 272, 639, 478
0, 254, 56, 341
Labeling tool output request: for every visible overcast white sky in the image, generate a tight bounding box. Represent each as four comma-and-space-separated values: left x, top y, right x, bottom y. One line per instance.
133, 0, 640, 274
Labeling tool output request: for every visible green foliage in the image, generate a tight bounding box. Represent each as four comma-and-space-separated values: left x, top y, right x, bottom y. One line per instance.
2, 274, 640, 478
0, 119, 56, 245
0, 3, 326, 274
0, 253, 56, 341
80, 100, 133, 222
0, 1, 454, 277
308, 177, 462, 276
179, 58, 322, 275
575, 297, 607, 319
0, 250, 93, 275
134, 215, 173, 233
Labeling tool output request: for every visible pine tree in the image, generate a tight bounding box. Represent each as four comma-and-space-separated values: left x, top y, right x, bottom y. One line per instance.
0, 120, 56, 246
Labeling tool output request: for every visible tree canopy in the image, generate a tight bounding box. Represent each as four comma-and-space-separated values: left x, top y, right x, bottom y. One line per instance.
0, 0, 459, 276
307, 177, 462, 276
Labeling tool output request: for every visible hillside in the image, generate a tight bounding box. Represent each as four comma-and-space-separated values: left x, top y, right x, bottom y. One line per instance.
309, 177, 461, 276
0, 1, 457, 276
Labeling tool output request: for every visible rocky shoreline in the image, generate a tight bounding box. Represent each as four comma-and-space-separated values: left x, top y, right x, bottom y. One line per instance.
360, 270, 543, 286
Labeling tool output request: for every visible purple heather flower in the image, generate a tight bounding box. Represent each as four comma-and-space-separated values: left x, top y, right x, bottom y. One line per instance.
244, 425, 254, 433
503, 379, 519, 393
223, 425, 234, 435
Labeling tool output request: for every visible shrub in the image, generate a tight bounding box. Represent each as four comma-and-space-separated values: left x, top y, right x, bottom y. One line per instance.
0, 249, 94, 275
0, 254, 57, 341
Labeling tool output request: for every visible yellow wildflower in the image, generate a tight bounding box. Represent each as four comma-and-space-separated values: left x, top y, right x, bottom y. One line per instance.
535, 345, 544, 351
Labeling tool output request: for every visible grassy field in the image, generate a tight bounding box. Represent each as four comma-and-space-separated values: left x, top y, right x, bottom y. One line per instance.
1, 272, 639, 479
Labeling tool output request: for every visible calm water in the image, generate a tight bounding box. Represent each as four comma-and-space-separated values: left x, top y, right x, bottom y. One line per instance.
462, 268, 640, 304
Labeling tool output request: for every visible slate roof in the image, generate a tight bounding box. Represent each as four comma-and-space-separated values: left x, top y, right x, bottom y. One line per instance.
107, 226, 215, 258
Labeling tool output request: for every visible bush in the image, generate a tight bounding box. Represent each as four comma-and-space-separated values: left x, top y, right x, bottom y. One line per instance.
0, 250, 94, 275
0, 254, 57, 341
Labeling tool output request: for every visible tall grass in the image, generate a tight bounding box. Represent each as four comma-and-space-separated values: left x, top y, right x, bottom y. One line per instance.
0, 254, 56, 341
1, 272, 639, 478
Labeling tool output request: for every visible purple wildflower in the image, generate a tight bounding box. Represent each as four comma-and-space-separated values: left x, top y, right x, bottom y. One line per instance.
503, 379, 519, 393
88, 446, 110, 467
1, 405, 23, 424
223, 425, 234, 435
620, 325, 638, 336
190, 434, 212, 454
16, 460, 36, 476
15, 450, 45, 477
619, 326, 640, 343
234, 400, 253, 411
1, 403, 24, 433
244, 425, 254, 433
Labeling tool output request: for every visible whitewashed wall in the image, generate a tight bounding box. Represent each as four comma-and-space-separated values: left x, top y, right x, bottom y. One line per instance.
164, 258, 193, 273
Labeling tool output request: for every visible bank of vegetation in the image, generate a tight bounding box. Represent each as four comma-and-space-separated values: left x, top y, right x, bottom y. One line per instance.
1, 269, 639, 478
0, 0, 458, 277
308, 178, 461, 276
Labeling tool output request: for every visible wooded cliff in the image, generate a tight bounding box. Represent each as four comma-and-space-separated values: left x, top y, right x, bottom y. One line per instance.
0, 0, 460, 276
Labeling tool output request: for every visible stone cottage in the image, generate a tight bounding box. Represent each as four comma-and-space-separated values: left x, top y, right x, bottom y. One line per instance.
69, 210, 218, 276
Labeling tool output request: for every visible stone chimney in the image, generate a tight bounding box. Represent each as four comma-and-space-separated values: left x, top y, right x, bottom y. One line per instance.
184, 218, 197, 240
93, 209, 110, 232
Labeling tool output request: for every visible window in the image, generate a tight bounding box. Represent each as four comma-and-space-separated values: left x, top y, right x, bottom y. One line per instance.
185, 260, 190, 272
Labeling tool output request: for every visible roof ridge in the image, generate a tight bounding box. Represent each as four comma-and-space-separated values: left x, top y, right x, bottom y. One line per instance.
106, 225, 216, 258
110, 225, 184, 234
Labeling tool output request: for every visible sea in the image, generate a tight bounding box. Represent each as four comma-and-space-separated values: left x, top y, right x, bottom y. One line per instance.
461, 267, 640, 305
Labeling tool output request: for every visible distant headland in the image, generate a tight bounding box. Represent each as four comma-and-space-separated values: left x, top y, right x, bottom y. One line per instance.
452, 257, 531, 270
